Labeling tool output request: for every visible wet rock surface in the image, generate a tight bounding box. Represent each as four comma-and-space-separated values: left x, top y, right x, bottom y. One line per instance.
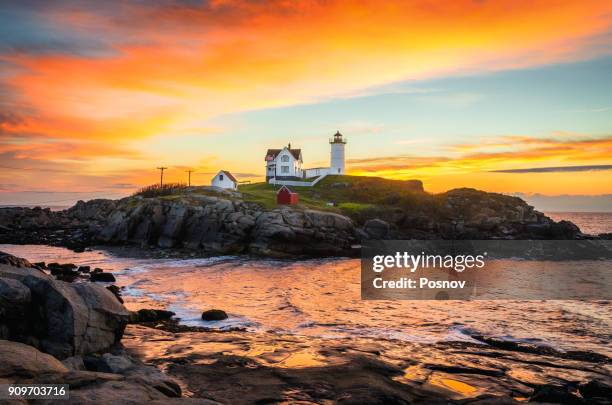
201, 309, 228, 321
122, 324, 611, 405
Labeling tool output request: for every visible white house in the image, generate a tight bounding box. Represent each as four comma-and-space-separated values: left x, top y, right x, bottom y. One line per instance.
211, 170, 238, 190
266, 131, 346, 184
265, 144, 303, 181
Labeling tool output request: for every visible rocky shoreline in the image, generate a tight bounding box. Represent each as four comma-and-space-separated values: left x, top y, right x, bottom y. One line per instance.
1, 251, 611, 404
0, 187, 602, 258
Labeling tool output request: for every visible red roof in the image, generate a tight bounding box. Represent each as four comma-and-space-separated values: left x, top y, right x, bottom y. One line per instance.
220, 170, 237, 183
265, 148, 301, 161
277, 185, 297, 195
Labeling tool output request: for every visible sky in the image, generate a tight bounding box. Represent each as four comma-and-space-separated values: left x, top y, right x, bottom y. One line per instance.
0, 0, 611, 209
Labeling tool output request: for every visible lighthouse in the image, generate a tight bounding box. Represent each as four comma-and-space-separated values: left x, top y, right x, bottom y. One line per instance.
329, 130, 346, 175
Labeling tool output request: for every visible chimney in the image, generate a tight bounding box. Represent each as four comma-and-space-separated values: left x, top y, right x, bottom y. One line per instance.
288, 142, 291, 149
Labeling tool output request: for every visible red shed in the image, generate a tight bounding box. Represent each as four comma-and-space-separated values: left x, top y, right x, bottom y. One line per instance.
277, 185, 299, 205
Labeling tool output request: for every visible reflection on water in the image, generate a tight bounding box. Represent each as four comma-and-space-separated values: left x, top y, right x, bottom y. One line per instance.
1, 244, 610, 357
429, 375, 479, 396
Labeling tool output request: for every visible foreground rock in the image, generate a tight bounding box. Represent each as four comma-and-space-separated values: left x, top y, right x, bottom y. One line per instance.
0, 258, 202, 403
0, 339, 215, 404
0, 261, 129, 359
123, 324, 611, 405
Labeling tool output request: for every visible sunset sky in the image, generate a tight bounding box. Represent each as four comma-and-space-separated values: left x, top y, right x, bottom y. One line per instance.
0, 0, 611, 208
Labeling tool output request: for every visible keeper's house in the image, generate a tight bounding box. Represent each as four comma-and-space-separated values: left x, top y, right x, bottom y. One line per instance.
264, 131, 346, 184
265, 143, 303, 181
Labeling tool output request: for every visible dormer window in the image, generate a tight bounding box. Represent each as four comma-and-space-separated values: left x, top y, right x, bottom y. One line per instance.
281, 155, 290, 162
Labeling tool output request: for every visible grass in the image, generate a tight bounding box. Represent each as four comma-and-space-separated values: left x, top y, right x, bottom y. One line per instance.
237, 175, 437, 222
131, 175, 448, 224
133, 183, 189, 198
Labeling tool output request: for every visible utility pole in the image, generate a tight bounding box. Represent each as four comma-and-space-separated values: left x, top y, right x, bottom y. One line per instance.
157, 167, 168, 187
186, 169, 194, 187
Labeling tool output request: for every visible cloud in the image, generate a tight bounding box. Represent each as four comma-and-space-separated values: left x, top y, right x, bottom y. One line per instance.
348, 134, 612, 175
0, 1, 611, 196
1, 0, 611, 143
0, 183, 18, 191
492, 165, 612, 173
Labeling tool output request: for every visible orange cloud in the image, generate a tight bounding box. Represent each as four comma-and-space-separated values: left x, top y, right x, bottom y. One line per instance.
1, 1, 611, 197
348, 134, 612, 194
4, 0, 612, 142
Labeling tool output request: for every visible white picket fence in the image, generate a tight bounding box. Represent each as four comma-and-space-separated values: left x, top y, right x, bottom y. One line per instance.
268, 174, 328, 187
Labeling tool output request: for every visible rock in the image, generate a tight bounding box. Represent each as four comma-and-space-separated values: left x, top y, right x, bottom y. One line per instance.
579, 379, 612, 402
98, 353, 134, 374
550, 220, 581, 239
34, 261, 47, 269
0, 277, 31, 304
529, 384, 583, 404
78, 265, 91, 273
0, 338, 191, 403
0, 278, 31, 339
55, 270, 79, 283
0, 339, 68, 378
201, 309, 228, 321
158, 203, 189, 248
106, 285, 124, 303
62, 355, 86, 371
363, 219, 390, 239
0, 251, 36, 268
133, 309, 176, 323
91, 272, 116, 282
0, 262, 129, 359
124, 366, 182, 398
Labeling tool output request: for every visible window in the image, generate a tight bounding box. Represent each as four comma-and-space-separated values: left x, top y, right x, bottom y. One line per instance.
281, 155, 290, 162
220, 174, 224, 180
337, 168, 340, 173
281, 166, 289, 173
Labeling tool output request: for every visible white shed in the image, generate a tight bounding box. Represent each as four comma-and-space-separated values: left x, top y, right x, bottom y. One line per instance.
211, 170, 238, 190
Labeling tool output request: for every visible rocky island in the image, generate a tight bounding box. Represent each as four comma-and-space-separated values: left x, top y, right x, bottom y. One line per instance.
0, 176, 589, 257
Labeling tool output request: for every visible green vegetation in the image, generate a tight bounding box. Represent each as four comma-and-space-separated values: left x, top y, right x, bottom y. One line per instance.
131, 175, 449, 224
238, 175, 440, 222
133, 183, 188, 198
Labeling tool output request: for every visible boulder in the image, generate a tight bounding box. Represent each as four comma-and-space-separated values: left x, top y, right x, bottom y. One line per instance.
363, 219, 390, 239
0, 251, 36, 269
90, 271, 116, 282
0, 263, 129, 359
0, 339, 195, 403
0, 339, 68, 378
133, 308, 176, 323
98, 353, 135, 374
201, 309, 228, 321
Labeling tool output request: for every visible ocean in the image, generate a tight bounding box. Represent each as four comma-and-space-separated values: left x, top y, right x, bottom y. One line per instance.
1, 242, 610, 359
0, 211, 609, 360
545, 211, 612, 235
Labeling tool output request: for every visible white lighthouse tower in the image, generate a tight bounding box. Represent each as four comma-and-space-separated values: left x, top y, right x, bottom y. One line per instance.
329, 130, 346, 175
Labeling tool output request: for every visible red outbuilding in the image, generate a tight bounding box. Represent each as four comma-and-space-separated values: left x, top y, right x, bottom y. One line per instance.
276, 185, 299, 205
